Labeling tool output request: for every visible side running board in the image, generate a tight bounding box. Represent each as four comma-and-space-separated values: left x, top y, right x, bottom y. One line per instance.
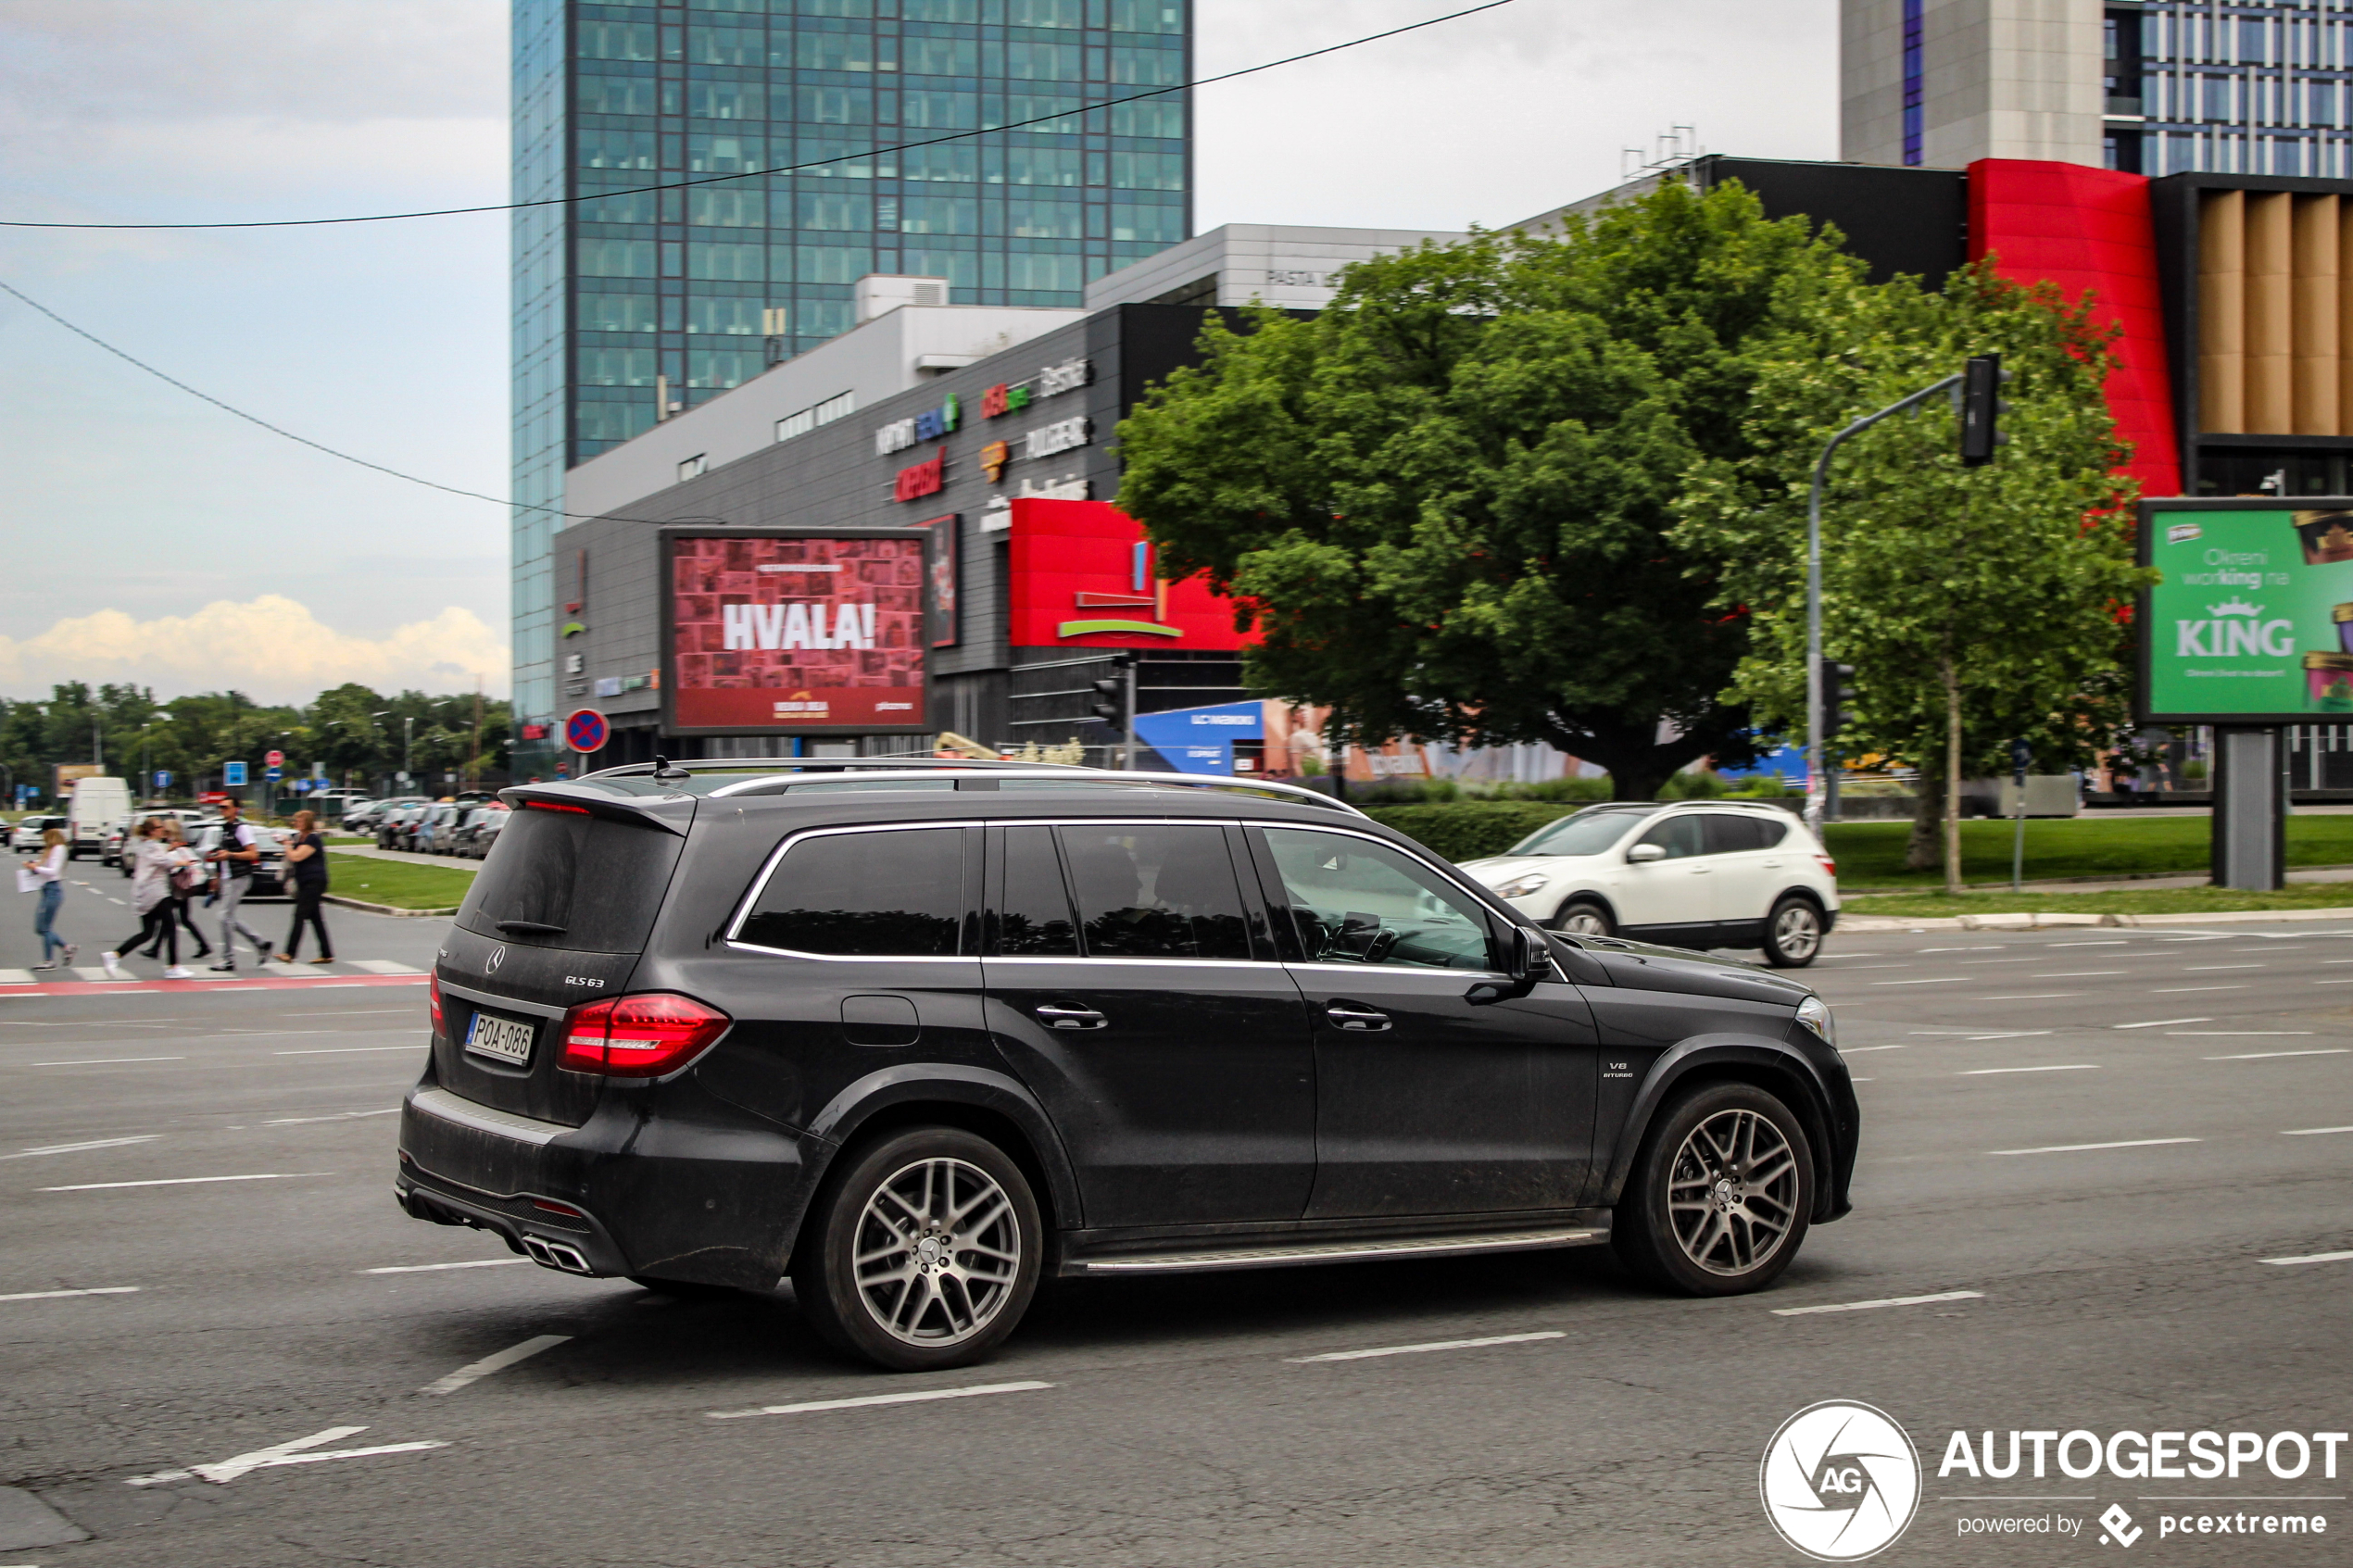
1064, 1224, 1608, 1277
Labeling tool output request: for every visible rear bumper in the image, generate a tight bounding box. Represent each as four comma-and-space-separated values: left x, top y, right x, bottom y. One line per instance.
396, 1079, 820, 1288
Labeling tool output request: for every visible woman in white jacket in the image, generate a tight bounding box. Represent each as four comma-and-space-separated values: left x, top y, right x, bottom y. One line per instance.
103, 820, 196, 979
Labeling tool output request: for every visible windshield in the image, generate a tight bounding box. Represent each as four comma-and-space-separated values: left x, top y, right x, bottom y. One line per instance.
1506, 806, 1661, 858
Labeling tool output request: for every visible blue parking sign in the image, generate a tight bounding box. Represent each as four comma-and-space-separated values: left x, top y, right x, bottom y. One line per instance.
224, 761, 248, 787
154, 771, 171, 789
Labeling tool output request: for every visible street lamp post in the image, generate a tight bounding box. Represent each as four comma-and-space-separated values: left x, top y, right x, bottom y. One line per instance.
1804, 371, 1967, 832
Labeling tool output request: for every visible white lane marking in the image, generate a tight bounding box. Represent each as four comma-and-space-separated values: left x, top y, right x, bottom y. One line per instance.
2048, 940, 2128, 947
1869, 978, 1970, 985
40, 1173, 330, 1192
1988, 1138, 2202, 1156
1966, 1031, 2054, 1040
0, 1286, 140, 1303
2204, 1048, 2351, 1060
2283, 1124, 2353, 1135
130, 1425, 447, 1486
2034, 971, 2128, 978
2154, 985, 2250, 993
283, 1009, 414, 1017
1285, 1330, 1566, 1363
709, 1380, 1055, 1420
420, 1333, 572, 1396
1982, 993, 2081, 1000
275, 1046, 419, 1056
1840, 1044, 1910, 1053
2310, 979, 2353, 985
363, 1258, 530, 1274
265, 1109, 399, 1125
2260, 1250, 2353, 1266
2115, 1018, 2211, 1029
1772, 1290, 1985, 1317
4, 1135, 160, 1159
2171, 1031, 2315, 1036
2184, 963, 2264, 971
1960, 1064, 2101, 1075
30, 1056, 185, 1066
1918, 946, 2004, 952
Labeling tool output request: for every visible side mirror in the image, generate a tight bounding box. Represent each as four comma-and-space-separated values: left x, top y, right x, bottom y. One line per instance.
1467, 925, 1549, 1005
1627, 842, 1666, 863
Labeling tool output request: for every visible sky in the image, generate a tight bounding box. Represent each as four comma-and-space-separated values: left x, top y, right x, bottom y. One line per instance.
0, 0, 1837, 706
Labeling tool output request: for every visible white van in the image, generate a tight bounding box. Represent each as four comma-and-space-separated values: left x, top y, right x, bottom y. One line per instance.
66, 776, 132, 860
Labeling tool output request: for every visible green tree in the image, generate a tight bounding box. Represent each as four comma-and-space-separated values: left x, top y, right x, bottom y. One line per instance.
1676, 263, 2150, 889
1115, 181, 1880, 798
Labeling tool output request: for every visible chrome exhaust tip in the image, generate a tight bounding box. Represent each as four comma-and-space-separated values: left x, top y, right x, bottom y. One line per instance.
521, 1235, 592, 1273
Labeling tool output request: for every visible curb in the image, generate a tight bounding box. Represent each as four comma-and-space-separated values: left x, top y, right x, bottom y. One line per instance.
323, 895, 460, 919
1840, 906, 2353, 932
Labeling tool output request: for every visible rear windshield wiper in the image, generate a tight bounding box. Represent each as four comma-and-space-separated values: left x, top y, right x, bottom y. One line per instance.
495, 920, 566, 936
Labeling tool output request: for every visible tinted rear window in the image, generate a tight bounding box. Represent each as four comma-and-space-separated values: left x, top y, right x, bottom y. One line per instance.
455, 806, 685, 953
736, 827, 966, 957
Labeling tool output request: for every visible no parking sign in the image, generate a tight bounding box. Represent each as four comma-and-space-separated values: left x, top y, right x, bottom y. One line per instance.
563, 708, 609, 755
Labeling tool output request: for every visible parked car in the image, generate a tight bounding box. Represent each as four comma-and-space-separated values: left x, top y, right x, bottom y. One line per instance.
413, 803, 467, 855
9, 814, 68, 854
450, 806, 509, 859
398, 761, 1856, 1374
101, 814, 136, 869
379, 803, 433, 851
1458, 801, 1840, 968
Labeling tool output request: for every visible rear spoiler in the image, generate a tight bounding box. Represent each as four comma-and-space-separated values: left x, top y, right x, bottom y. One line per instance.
499, 784, 696, 837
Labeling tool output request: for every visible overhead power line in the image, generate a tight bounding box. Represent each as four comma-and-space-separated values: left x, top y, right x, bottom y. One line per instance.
0, 2, 1517, 232
0, 278, 547, 515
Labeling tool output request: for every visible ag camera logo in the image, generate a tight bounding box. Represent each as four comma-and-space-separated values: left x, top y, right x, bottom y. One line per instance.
1761, 1400, 1922, 1562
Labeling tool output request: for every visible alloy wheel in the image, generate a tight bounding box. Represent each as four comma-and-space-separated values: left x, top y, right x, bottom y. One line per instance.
1770, 903, 1822, 962
1665, 1108, 1801, 1276
852, 1156, 1023, 1347
1555, 905, 1610, 937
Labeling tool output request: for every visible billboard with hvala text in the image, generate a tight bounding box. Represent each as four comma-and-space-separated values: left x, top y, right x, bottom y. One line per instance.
661, 530, 932, 735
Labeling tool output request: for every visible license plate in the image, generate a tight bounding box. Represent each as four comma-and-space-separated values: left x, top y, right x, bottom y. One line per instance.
464, 1010, 536, 1066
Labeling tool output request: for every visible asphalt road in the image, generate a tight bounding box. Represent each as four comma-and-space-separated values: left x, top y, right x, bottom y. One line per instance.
1, 895, 2347, 1566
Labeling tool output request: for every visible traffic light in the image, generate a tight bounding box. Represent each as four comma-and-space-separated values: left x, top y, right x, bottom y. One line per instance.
1958, 353, 2012, 466
1089, 666, 1127, 735
1820, 660, 1856, 743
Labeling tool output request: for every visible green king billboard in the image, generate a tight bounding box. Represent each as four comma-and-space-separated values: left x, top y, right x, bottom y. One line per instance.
2141, 497, 2353, 723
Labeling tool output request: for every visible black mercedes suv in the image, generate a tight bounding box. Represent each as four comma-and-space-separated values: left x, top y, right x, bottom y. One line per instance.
396, 761, 1858, 1372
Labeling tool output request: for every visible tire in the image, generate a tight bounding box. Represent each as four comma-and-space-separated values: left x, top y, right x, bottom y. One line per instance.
1613, 1081, 1813, 1297
1550, 898, 1614, 938
792, 1126, 1042, 1373
1761, 895, 1824, 968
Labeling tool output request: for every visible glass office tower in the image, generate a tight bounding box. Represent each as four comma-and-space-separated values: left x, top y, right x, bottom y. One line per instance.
509, 0, 1193, 767
2116, 2, 2353, 177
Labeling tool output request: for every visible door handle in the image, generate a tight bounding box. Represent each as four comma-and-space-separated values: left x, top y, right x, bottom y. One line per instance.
1326, 1004, 1391, 1032
1034, 1004, 1107, 1031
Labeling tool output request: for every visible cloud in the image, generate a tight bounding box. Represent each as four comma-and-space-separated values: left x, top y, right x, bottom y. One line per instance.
0, 596, 509, 705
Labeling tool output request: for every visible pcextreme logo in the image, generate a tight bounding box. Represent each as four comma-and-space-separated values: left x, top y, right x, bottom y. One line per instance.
1760, 1401, 1922, 1562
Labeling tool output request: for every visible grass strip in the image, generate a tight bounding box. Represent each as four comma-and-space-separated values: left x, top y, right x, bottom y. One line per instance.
324, 851, 475, 912
1845, 883, 2353, 918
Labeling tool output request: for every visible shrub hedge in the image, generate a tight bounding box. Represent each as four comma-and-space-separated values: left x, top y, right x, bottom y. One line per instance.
1361, 802, 1580, 862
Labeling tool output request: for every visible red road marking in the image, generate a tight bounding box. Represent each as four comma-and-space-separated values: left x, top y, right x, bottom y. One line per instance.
0, 975, 428, 999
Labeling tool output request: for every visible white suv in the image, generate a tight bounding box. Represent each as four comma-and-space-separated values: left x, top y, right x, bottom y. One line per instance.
1459, 801, 1839, 967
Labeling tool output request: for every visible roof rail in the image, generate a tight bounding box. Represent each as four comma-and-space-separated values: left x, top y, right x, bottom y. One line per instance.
581, 756, 1089, 780
587, 757, 1367, 816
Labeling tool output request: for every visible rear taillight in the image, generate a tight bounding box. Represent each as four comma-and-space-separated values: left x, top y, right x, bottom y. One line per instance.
1816, 854, 1837, 878
428, 972, 445, 1036
559, 993, 731, 1078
